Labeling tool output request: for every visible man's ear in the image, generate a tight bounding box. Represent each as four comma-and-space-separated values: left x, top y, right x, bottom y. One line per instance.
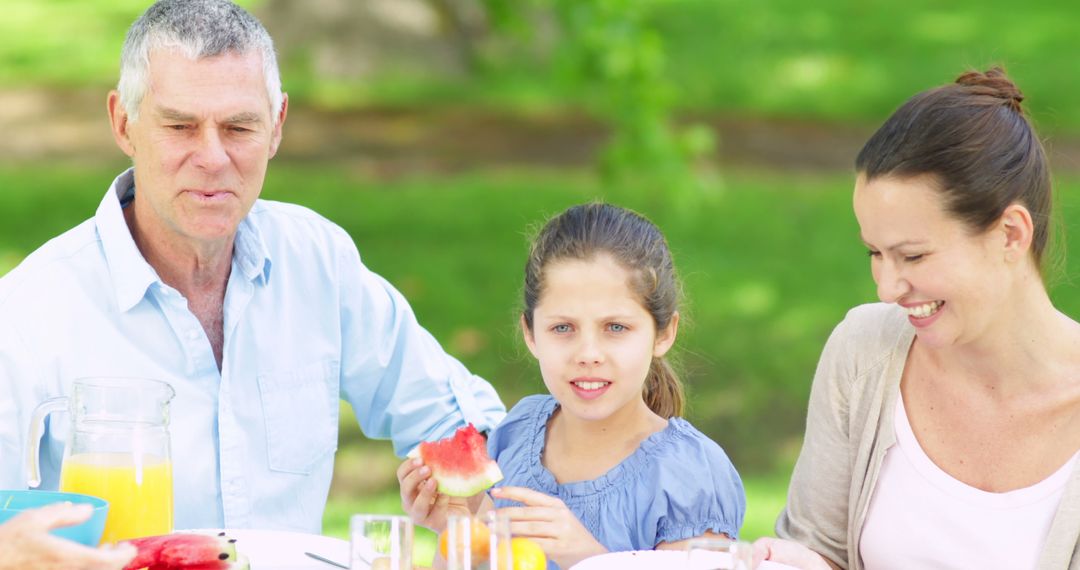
107, 91, 136, 158
653, 311, 680, 358
521, 314, 539, 359
998, 203, 1034, 262
268, 92, 288, 159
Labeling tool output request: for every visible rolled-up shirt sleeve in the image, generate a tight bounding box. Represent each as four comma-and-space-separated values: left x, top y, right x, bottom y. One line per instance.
335, 235, 505, 457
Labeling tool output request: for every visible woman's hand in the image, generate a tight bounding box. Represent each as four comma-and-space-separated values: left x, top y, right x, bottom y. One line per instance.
0, 502, 136, 570
492, 486, 607, 569
752, 537, 838, 570
397, 457, 471, 532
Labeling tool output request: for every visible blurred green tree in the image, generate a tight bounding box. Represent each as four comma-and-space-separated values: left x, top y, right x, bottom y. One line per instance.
485, 0, 717, 216
259, 0, 715, 215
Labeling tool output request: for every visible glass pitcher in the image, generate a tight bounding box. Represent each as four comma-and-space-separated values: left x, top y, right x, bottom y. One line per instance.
26, 377, 176, 544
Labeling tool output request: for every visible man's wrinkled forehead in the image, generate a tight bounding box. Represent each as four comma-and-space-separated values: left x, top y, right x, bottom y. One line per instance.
141, 47, 274, 115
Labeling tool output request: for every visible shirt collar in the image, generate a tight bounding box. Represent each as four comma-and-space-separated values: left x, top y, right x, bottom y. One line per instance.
95, 168, 158, 312
234, 208, 273, 285
95, 168, 273, 312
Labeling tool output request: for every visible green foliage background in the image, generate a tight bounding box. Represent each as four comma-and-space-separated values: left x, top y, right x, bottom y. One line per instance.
3, 0, 1080, 558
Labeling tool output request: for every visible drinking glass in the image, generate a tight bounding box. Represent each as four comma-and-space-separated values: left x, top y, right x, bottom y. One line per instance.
350, 514, 413, 570
444, 511, 513, 570
685, 537, 753, 570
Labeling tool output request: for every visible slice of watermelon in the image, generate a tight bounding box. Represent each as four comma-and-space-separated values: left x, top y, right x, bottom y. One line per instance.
123, 531, 249, 570
414, 424, 503, 497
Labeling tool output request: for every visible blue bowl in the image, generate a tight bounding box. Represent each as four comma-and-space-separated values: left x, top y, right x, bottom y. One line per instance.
0, 490, 108, 546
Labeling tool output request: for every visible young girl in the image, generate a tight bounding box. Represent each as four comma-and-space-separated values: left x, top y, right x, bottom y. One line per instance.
399, 203, 746, 569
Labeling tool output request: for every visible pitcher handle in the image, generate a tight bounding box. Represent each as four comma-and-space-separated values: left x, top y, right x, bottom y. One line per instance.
26, 397, 68, 488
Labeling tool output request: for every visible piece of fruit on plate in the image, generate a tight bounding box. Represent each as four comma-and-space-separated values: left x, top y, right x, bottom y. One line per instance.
410, 423, 503, 496
122, 531, 249, 570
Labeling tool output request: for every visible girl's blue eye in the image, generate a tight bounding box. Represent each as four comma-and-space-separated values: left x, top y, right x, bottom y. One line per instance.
553, 324, 571, 333
904, 254, 925, 263
609, 323, 626, 333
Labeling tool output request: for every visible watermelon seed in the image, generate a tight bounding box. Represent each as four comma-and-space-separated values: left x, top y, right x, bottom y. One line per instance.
219, 553, 229, 560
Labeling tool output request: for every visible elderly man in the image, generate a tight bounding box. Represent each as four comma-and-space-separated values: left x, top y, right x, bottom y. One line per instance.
0, 0, 505, 533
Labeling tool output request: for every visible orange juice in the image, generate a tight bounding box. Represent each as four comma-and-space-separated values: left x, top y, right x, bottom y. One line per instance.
60, 452, 173, 543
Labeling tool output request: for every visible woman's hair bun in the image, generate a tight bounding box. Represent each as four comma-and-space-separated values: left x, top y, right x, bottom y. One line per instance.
955, 66, 1024, 113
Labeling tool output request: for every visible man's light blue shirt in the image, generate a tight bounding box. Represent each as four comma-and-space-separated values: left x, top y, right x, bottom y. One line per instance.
0, 169, 506, 532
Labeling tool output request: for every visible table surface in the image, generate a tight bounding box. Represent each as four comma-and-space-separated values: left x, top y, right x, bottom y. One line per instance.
196, 530, 799, 570
190, 529, 350, 569
570, 549, 800, 569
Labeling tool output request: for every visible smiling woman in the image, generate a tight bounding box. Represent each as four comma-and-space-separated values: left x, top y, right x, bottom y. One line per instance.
757, 67, 1080, 570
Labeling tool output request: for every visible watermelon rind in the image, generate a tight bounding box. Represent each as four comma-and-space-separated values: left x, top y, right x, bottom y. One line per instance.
416, 424, 504, 497
434, 460, 504, 497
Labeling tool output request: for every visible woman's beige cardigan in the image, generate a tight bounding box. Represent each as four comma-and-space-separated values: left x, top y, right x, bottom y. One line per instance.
776, 303, 1080, 569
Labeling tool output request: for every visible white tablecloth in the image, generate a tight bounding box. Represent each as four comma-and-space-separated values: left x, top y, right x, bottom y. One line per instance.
190, 529, 350, 569
570, 549, 799, 570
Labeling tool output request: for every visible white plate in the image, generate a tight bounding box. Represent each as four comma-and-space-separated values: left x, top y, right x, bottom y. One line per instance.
569, 550, 798, 570
184, 529, 350, 569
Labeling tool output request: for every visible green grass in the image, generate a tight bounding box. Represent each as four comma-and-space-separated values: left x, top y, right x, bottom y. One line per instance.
0, 162, 866, 470
0, 0, 259, 89
4, 1, 1078, 132
4, 162, 1080, 560
652, 0, 1080, 132
4, 162, 1080, 471
281, 1, 1080, 135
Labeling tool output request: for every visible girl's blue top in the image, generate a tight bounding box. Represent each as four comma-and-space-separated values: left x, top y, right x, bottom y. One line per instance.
487, 395, 746, 569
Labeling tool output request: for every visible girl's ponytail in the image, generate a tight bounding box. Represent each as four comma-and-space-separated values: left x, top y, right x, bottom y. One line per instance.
644, 356, 683, 419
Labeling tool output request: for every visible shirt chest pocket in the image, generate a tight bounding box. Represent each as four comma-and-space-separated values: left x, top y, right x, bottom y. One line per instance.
257, 360, 341, 474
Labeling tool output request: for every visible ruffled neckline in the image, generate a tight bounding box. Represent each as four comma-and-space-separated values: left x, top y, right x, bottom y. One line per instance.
524, 396, 693, 499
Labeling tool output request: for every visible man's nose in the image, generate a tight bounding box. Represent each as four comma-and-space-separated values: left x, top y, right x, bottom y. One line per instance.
192, 128, 230, 171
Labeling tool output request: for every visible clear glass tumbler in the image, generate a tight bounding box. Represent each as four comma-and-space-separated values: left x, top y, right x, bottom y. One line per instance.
685, 537, 753, 570
444, 511, 513, 570
350, 514, 413, 570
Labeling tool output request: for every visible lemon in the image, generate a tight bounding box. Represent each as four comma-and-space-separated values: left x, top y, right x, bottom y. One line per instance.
510, 537, 546, 570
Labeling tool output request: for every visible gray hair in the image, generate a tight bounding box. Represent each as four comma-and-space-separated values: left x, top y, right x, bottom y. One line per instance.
118, 0, 283, 124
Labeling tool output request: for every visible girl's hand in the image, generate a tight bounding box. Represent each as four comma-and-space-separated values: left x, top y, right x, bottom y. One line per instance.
397, 457, 470, 532
492, 486, 607, 569
752, 537, 837, 570
0, 503, 137, 570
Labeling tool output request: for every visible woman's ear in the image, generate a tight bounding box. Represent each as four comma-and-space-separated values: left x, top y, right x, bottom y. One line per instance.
999, 203, 1034, 262
653, 312, 680, 358
521, 314, 539, 358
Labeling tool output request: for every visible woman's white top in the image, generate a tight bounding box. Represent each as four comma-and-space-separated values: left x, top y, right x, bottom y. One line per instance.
859, 394, 1078, 570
